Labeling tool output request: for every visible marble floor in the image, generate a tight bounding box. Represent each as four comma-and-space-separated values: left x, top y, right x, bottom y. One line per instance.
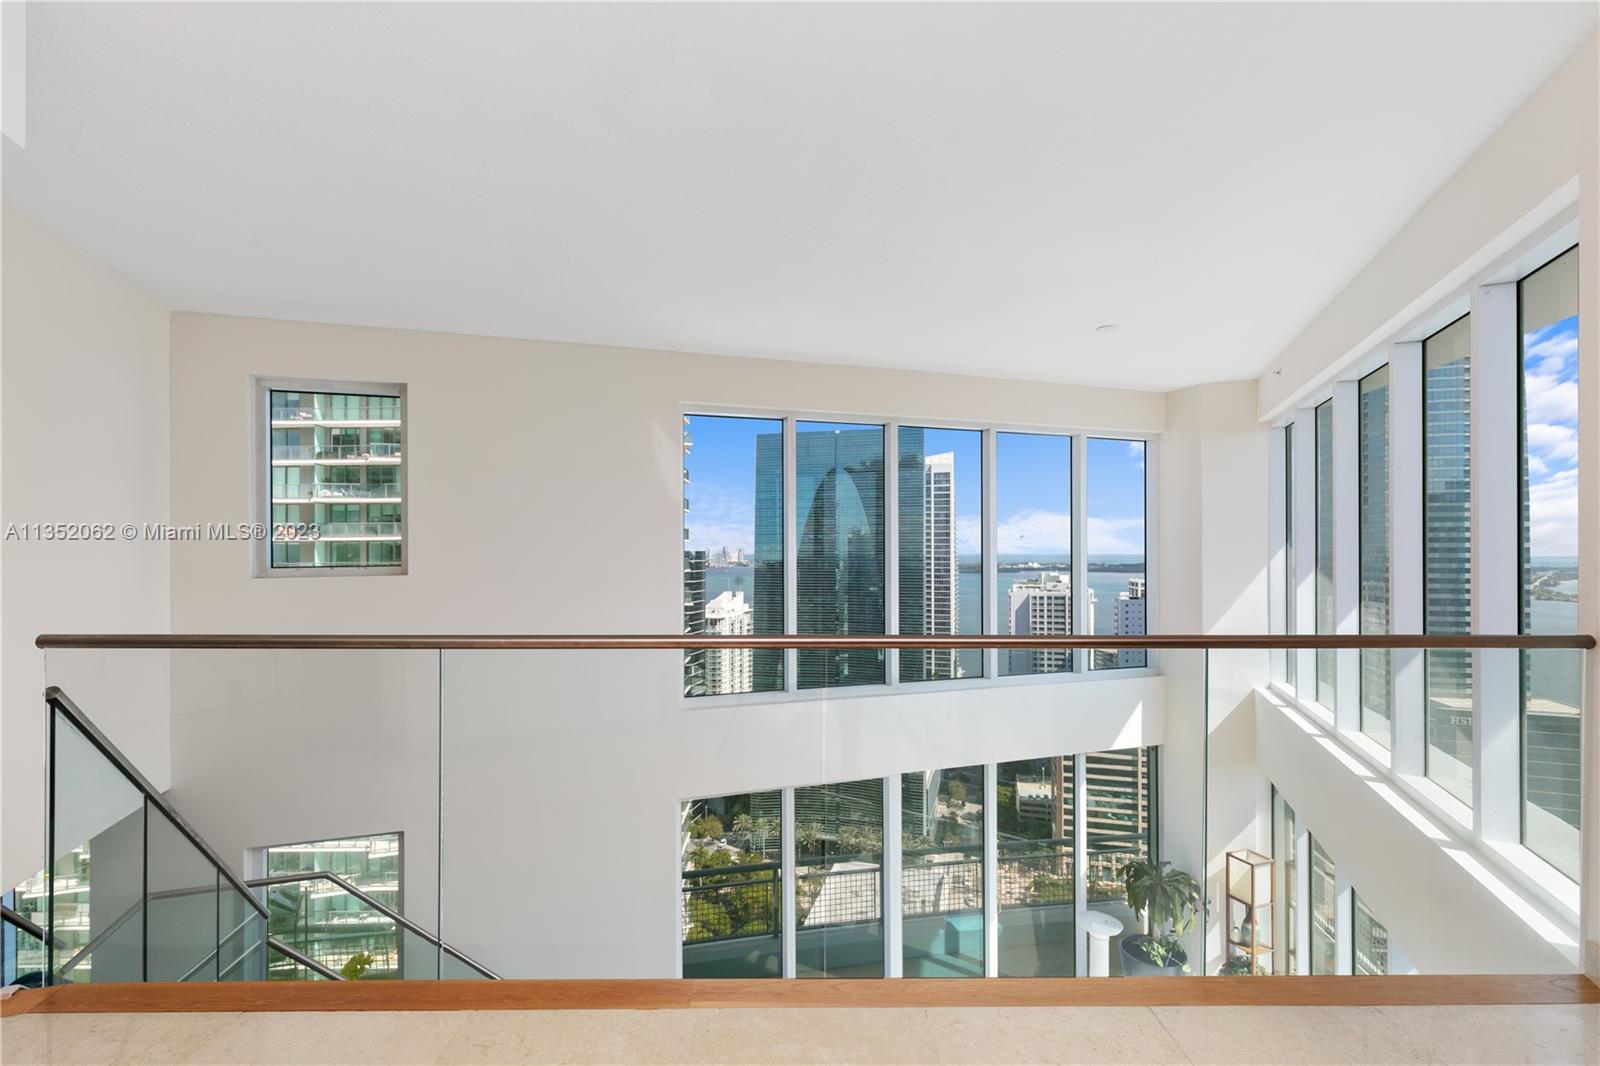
2, 1004, 1597, 1065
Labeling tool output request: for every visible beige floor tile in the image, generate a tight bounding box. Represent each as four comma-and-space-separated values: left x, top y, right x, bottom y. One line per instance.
432, 1009, 700, 1065
177, 1010, 470, 1065
1374, 1004, 1600, 1066
926, 1006, 1191, 1065
1, 1011, 246, 1066
686, 1007, 942, 1065
1151, 1005, 1430, 1066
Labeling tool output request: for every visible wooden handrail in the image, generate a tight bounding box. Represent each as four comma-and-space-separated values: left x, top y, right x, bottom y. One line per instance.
34, 632, 1596, 650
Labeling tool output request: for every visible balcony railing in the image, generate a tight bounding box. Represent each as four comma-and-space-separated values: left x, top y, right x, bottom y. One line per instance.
270, 406, 401, 425
276, 521, 402, 540
271, 482, 403, 501
24, 631, 1594, 989
271, 443, 403, 462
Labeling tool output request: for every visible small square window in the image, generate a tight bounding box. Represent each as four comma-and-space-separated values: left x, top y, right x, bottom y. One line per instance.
257, 380, 406, 576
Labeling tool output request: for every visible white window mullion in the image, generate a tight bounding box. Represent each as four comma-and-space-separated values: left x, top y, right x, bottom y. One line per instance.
781, 787, 796, 978
783, 418, 798, 694
982, 763, 998, 977
1072, 435, 1090, 674
1073, 752, 1089, 975
1269, 427, 1289, 682
982, 429, 998, 680
1334, 381, 1361, 733
883, 774, 903, 976
1334, 873, 1354, 975
1389, 342, 1426, 776
1471, 283, 1521, 841
885, 421, 900, 688
1294, 825, 1312, 975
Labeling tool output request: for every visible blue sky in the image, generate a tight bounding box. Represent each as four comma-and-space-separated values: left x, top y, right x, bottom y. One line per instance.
1523, 315, 1579, 558
684, 415, 1146, 559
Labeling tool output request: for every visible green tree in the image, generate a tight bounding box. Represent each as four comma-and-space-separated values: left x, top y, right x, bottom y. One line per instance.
341, 951, 375, 980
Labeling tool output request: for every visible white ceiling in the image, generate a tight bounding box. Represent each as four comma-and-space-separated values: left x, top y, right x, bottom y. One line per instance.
4, 3, 1594, 391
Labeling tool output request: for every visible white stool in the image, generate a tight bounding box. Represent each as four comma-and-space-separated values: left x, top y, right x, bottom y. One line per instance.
1082, 911, 1125, 977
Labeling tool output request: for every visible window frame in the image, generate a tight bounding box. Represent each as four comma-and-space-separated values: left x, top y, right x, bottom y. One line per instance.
252, 377, 409, 578
681, 404, 1159, 707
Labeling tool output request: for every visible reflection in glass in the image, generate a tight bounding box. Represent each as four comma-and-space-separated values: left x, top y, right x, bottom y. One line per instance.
1424, 316, 1474, 803
1309, 838, 1336, 975
681, 792, 783, 978
683, 414, 784, 696
1518, 246, 1580, 880
898, 428, 982, 682
145, 808, 220, 981
794, 780, 884, 977
997, 433, 1073, 676
264, 834, 403, 980
1359, 367, 1392, 747
901, 766, 984, 976
1088, 438, 1148, 670
1315, 400, 1336, 707
1353, 892, 1389, 976
996, 757, 1074, 977
49, 708, 145, 983
795, 422, 886, 689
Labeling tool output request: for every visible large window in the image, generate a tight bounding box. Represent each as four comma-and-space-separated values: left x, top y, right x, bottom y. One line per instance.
264, 385, 404, 572
682, 414, 784, 697
1085, 747, 1157, 973
263, 834, 401, 979
1272, 790, 1297, 975
1359, 367, 1392, 747
796, 422, 886, 690
901, 766, 984, 977
681, 792, 782, 978
794, 780, 885, 977
1088, 439, 1148, 671
1308, 837, 1336, 975
1284, 427, 1297, 691
997, 432, 1074, 676
1423, 315, 1474, 804
1314, 401, 1336, 707
898, 428, 982, 682
996, 756, 1075, 977
1518, 246, 1580, 879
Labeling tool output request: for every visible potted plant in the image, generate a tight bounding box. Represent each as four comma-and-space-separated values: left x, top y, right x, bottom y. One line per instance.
1116, 858, 1200, 977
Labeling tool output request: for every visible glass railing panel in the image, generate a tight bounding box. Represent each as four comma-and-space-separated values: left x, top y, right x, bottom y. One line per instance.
997, 754, 1074, 978
218, 882, 266, 981
439, 951, 490, 980
49, 704, 146, 984
262, 876, 403, 980
145, 807, 222, 981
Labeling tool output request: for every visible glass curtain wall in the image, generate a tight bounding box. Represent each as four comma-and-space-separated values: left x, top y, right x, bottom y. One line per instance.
263, 835, 402, 980
1518, 246, 1581, 879
1359, 367, 1393, 747
996, 757, 1075, 977
794, 780, 885, 977
796, 422, 886, 690
680, 792, 783, 978
901, 766, 984, 976
997, 433, 1074, 676
1308, 838, 1336, 975
1315, 401, 1336, 707
682, 414, 784, 696
1085, 748, 1156, 974
898, 428, 982, 682
1424, 316, 1474, 803
1088, 439, 1148, 670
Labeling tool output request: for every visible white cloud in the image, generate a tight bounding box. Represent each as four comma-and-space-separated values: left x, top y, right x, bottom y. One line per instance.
1086, 515, 1145, 555
955, 515, 982, 555
1525, 331, 1577, 365
1128, 440, 1145, 469
997, 509, 1071, 554
1526, 453, 1549, 477
1524, 372, 1578, 424
1528, 472, 1578, 556
1525, 422, 1578, 463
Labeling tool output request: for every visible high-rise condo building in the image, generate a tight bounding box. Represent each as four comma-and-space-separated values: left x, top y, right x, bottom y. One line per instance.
704, 590, 754, 695
1110, 577, 1147, 669
1007, 572, 1093, 674
922, 452, 960, 680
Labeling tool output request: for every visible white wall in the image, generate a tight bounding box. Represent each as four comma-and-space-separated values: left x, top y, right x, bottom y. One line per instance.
1, 206, 172, 890
1256, 688, 1577, 973
1256, 31, 1600, 981
1156, 380, 1271, 972
159, 311, 1170, 976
